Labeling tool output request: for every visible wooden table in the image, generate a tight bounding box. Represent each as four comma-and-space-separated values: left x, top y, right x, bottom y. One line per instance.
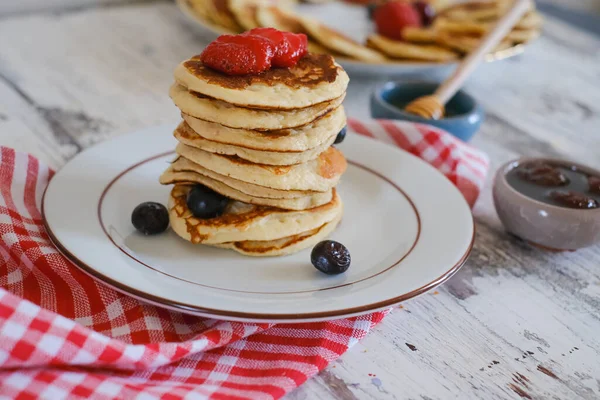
2, 1, 600, 398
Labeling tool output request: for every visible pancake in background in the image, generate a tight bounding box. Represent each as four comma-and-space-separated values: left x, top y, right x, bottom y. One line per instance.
436, 32, 513, 53
433, 18, 488, 35
437, 0, 510, 21
213, 214, 341, 256
434, 11, 542, 35
402, 27, 439, 44
180, 0, 238, 34
170, 84, 345, 130
228, 0, 263, 30
175, 143, 346, 192
515, 12, 543, 30
163, 157, 323, 199
255, 5, 305, 32
208, 0, 243, 32
160, 168, 333, 210
168, 184, 342, 244
182, 106, 344, 152
367, 34, 458, 62
300, 17, 387, 63
174, 53, 349, 109
174, 121, 336, 165
506, 28, 540, 43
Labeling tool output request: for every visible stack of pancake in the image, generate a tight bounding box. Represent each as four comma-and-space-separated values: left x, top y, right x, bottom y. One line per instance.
159, 52, 350, 257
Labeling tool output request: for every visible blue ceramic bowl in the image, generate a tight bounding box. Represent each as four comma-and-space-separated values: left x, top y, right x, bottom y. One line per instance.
370, 81, 484, 142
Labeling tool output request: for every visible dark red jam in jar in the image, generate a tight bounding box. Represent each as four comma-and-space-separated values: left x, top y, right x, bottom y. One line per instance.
506, 161, 600, 210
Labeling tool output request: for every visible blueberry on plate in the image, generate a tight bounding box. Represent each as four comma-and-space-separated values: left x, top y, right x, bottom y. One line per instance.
131, 202, 169, 235
311, 240, 351, 275
334, 126, 347, 145
187, 184, 229, 219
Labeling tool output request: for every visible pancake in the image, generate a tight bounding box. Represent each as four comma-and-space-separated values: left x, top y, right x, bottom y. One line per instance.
228, 0, 262, 30
163, 157, 322, 199
255, 5, 304, 32
208, 0, 243, 32
161, 168, 332, 210
434, 18, 488, 35
174, 121, 336, 165
436, 32, 513, 54
213, 214, 341, 256
299, 17, 387, 63
174, 53, 349, 109
168, 184, 342, 244
175, 143, 346, 192
506, 28, 540, 44
367, 34, 458, 62
402, 27, 439, 44
170, 84, 345, 130
438, 1, 503, 22
179, 0, 238, 34
160, 167, 332, 210
181, 105, 344, 152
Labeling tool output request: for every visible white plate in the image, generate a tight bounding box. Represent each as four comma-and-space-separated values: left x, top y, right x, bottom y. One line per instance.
43, 124, 474, 322
175, 0, 523, 78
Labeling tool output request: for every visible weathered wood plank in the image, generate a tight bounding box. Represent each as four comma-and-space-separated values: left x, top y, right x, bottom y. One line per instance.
0, 0, 161, 17
0, 3, 599, 400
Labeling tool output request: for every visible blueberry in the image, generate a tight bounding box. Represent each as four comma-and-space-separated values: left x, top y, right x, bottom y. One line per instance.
131, 202, 169, 235
311, 240, 351, 275
334, 126, 347, 145
186, 184, 229, 219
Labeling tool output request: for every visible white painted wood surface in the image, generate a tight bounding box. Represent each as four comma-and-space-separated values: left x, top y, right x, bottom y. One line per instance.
1, 1, 600, 399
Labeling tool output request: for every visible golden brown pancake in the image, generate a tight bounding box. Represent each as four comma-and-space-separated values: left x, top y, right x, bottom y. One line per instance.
180, 105, 344, 152
173, 121, 336, 165
179, 0, 238, 34
174, 53, 349, 109
367, 34, 458, 62
402, 27, 439, 44
209, 0, 244, 32
175, 142, 347, 192
300, 17, 387, 63
212, 214, 341, 256
160, 167, 333, 210
255, 5, 305, 32
163, 156, 323, 199
228, 0, 262, 30
168, 184, 342, 244
436, 32, 513, 54
170, 84, 345, 130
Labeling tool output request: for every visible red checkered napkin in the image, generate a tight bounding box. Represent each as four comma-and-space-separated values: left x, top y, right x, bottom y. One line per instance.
0, 119, 488, 399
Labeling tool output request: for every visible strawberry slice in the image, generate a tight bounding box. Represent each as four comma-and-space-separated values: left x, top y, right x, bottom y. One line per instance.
373, 1, 422, 40
278, 32, 308, 67
244, 28, 290, 67
244, 28, 306, 68
200, 34, 275, 75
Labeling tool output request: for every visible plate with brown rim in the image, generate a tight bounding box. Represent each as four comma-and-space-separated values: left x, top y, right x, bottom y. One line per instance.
42, 124, 474, 322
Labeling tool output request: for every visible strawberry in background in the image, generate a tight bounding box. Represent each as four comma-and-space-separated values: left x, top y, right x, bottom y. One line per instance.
372, 0, 436, 40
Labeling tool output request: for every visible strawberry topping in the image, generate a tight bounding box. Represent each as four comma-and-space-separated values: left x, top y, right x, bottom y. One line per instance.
200, 34, 275, 75
373, 1, 422, 40
200, 28, 308, 75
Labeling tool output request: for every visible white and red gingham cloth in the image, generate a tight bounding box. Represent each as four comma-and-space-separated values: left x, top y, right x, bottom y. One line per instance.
0, 119, 488, 399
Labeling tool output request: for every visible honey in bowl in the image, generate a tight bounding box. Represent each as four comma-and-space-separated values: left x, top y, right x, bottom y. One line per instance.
506, 161, 600, 210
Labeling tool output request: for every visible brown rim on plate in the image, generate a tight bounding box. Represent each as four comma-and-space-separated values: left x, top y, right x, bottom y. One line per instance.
42, 153, 475, 321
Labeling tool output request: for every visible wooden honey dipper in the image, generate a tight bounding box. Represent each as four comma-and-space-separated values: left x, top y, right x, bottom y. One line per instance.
404, 0, 532, 120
